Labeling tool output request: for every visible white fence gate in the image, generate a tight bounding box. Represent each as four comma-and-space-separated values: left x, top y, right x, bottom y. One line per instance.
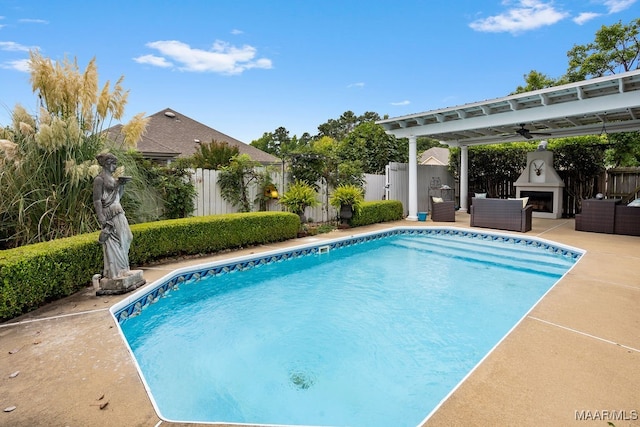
386, 163, 456, 216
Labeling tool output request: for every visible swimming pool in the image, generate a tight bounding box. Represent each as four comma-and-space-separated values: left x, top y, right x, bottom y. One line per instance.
111, 227, 583, 427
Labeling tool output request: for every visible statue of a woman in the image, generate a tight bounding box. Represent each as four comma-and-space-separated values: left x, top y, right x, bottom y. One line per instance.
93, 153, 133, 280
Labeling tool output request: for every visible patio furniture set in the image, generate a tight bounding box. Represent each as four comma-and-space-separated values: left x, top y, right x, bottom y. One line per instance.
431, 195, 638, 236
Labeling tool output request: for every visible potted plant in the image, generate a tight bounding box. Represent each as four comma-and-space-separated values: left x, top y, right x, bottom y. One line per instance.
330, 184, 364, 227
279, 180, 320, 225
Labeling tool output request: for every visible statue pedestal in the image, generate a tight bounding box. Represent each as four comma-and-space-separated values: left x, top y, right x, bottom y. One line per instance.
96, 270, 146, 296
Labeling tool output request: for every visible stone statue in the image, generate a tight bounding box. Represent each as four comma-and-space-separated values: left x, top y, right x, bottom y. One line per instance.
92, 153, 145, 295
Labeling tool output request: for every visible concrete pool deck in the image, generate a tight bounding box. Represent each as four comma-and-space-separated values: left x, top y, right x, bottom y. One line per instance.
1, 214, 638, 427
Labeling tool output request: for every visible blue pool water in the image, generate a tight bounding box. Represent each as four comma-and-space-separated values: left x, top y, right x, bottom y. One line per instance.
115, 228, 581, 427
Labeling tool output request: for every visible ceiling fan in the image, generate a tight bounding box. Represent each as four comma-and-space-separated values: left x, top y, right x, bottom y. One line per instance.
504, 123, 552, 139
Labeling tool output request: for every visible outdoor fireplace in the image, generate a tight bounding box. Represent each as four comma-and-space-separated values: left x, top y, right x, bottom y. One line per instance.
519, 190, 553, 213
514, 144, 564, 219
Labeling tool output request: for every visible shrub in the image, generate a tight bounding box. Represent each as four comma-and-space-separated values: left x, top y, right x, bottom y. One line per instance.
0, 212, 299, 320
329, 184, 365, 213
279, 181, 320, 216
349, 200, 403, 227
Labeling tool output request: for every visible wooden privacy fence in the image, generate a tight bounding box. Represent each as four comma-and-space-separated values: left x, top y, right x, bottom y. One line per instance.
606, 167, 640, 201
189, 169, 386, 222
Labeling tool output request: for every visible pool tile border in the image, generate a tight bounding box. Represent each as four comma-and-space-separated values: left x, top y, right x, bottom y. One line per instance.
111, 227, 583, 324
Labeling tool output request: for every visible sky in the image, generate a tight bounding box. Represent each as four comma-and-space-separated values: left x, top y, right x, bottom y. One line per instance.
0, 0, 638, 143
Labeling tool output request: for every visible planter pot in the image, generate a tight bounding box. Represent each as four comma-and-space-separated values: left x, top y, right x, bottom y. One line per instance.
339, 204, 353, 226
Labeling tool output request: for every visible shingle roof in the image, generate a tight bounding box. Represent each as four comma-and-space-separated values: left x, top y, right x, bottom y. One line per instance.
419, 147, 450, 165
106, 108, 279, 164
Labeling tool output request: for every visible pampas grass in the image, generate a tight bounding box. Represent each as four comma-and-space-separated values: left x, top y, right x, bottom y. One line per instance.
0, 50, 154, 248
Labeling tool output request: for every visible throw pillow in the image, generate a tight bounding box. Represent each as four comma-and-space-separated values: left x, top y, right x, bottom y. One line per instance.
508, 197, 529, 208
628, 198, 640, 207
474, 193, 487, 199
432, 197, 444, 203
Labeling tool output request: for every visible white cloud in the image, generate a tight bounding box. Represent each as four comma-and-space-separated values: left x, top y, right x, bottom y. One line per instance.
18, 18, 48, 24
231, 29, 243, 35
0, 58, 30, 72
139, 39, 272, 75
573, 12, 601, 25
391, 100, 410, 106
603, 0, 637, 13
133, 54, 173, 68
347, 82, 365, 88
469, 0, 569, 34
0, 41, 32, 52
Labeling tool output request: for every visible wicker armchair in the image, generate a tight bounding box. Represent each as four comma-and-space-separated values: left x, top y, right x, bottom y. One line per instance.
430, 197, 456, 222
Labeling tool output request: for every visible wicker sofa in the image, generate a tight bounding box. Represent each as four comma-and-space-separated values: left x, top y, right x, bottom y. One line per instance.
470, 197, 533, 232
575, 199, 640, 236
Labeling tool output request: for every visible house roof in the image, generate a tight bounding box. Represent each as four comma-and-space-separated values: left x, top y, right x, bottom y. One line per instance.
419, 147, 450, 165
106, 108, 279, 164
378, 69, 640, 145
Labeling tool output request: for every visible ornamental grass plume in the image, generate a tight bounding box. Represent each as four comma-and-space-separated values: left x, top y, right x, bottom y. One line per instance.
0, 139, 18, 166
120, 112, 149, 149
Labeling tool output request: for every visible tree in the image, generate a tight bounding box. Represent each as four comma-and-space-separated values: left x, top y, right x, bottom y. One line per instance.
250, 126, 308, 157
512, 70, 561, 94
217, 154, 262, 212
510, 19, 640, 169
338, 121, 407, 174
288, 151, 325, 189
316, 111, 381, 141
514, 18, 640, 90
605, 131, 640, 167
565, 18, 640, 81
191, 140, 239, 169
553, 136, 608, 204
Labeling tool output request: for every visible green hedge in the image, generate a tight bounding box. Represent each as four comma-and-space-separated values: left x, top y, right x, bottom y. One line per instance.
0, 233, 103, 321
0, 212, 299, 320
349, 200, 403, 226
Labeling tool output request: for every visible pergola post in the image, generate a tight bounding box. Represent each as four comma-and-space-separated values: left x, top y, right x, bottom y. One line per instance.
459, 145, 468, 213
407, 135, 418, 220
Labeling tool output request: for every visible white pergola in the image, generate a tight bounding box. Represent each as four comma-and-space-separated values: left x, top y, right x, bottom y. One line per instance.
377, 69, 640, 220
